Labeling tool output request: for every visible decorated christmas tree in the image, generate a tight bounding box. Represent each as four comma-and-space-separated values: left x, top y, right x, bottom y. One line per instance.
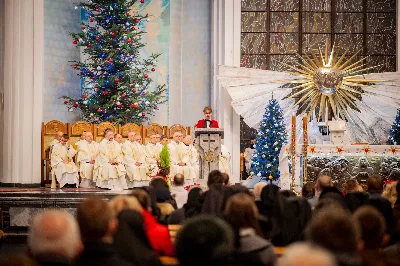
250, 99, 287, 182
63, 0, 166, 124
388, 109, 400, 145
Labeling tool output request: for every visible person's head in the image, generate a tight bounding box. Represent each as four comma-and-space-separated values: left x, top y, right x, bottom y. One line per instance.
155, 187, 172, 203
302, 182, 315, 199
175, 216, 234, 266
316, 175, 333, 193
367, 176, 383, 194
56, 131, 64, 141
222, 173, 230, 186
105, 130, 114, 141
104, 128, 112, 136
85, 132, 93, 143
150, 177, 169, 189
253, 182, 267, 200
77, 197, 118, 243
135, 134, 142, 144
353, 206, 387, 250
280, 190, 297, 198
127, 131, 136, 142
207, 170, 224, 188
183, 135, 192, 145
173, 132, 182, 142
27, 210, 82, 260
306, 207, 361, 254
382, 181, 398, 207
344, 179, 360, 194
173, 173, 185, 187
108, 195, 142, 215
61, 134, 69, 145
203, 106, 213, 120
115, 134, 123, 143
131, 189, 152, 211
277, 243, 336, 266
224, 193, 261, 234
160, 135, 168, 145
149, 134, 158, 144
80, 131, 87, 140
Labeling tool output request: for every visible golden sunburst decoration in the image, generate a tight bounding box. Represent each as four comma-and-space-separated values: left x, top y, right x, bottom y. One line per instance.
275, 40, 383, 122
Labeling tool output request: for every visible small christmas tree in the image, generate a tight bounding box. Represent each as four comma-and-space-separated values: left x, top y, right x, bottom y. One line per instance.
388, 109, 400, 145
63, 0, 166, 124
250, 99, 288, 182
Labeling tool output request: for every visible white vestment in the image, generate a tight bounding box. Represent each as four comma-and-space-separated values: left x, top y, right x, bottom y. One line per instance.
219, 144, 231, 177
244, 147, 255, 172
94, 139, 128, 190
77, 140, 99, 188
51, 143, 78, 188
184, 144, 199, 184
123, 140, 148, 188
168, 141, 190, 183
145, 142, 163, 177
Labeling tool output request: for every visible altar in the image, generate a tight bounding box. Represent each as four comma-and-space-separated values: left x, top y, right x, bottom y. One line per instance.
279, 144, 400, 190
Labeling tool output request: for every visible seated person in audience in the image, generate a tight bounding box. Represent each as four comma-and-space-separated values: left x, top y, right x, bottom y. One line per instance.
224, 193, 277, 266
353, 206, 390, 266
253, 182, 267, 209
130, 189, 174, 256
76, 198, 131, 266
196, 106, 219, 128
306, 206, 362, 266
222, 173, 231, 186
301, 182, 315, 199
49, 131, 64, 149
155, 187, 175, 224
27, 210, 83, 265
344, 179, 364, 194
367, 176, 384, 196
175, 216, 234, 266
51, 134, 79, 188
168, 132, 190, 180
75, 131, 87, 150
145, 133, 163, 177
308, 175, 333, 208
182, 135, 199, 185
77, 132, 99, 188
160, 134, 169, 146
277, 243, 336, 266
171, 174, 188, 208
382, 181, 398, 207
123, 131, 147, 188
219, 144, 231, 177
94, 130, 128, 190
169, 187, 203, 225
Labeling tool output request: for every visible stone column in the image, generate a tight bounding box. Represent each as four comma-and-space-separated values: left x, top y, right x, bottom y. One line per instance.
211, 0, 241, 184
1, 0, 44, 185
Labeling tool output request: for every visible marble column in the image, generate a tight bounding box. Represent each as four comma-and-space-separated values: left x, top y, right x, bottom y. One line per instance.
1, 0, 44, 185
211, 0, 241, 184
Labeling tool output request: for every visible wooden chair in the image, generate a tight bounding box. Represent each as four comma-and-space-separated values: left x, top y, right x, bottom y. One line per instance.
143, 123, 165, 144
68, 121, 94, 149
94, 122, 117, 143
119, 123, 143, 144
41, 120, 68, 186
168, 124, 189, 139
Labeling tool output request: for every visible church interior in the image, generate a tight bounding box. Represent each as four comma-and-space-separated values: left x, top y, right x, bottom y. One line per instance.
0, 0, 400, 265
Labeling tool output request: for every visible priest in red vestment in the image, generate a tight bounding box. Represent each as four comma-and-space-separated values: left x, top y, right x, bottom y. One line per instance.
196, 106, 219, 128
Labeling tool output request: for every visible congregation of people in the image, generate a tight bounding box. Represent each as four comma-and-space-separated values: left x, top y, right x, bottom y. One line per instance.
49, 129, 231, 190
2, 170, 400, 266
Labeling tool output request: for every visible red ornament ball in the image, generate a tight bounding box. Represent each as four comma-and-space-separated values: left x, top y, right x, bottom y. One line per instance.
117, 104, 122, 108
126, 12, 130, 16
103, 91, 108, 95
135, 18, 140, 24
82, 94, 87, 99
73, 40, 77, 44
73, 64, 77, 69
89, 18, 94, 22
144, 74, 149, 78
151, 68, 155, 72
95, 36, 100, 41
97, 108, 102, 113
127, 38, 132, 43
73, 103, 78, 108
87, 43, 91, 47
111, 32, 115, 36
82, 26, 85, 30
142, 112, 146, 117
114, 77, 119, 83
134, 103, 139, 108
108, 58, 113, 63
96, 8, 100, 12
130, 103, 134, 107
122, 93, 127, 98
132, 90, 137, 93
64, 100, 69, 104
140, 0, 145, 3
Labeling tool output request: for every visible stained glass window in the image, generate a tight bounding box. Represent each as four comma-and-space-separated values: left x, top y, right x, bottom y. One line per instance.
240, 0, 397, 72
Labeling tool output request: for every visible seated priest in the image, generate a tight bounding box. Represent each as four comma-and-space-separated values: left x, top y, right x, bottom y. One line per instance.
94, 130, 128, 190
182, 135, 199, 185
145, 134, 163, 178
196, 106, 219, 128
168, 132, 190, 180
76, 132, 99, 188
219, 144, 231, 177
74, 131, 87, 150
123, 131, 148, 188
50, 134, 79, 188
115, 134, 123, 146
49, 131, 64, 151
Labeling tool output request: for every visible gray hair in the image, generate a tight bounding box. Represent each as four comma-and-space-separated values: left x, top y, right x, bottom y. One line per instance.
27, 210, 81, 259
253, 182, 267, 200
277, 243, 336, 266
